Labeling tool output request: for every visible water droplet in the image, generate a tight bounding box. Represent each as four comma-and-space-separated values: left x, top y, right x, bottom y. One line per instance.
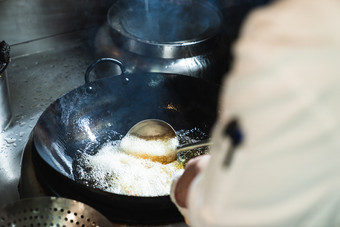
4, 138, 16, 144
122, 77, 130, 84
86, 86, 95, 94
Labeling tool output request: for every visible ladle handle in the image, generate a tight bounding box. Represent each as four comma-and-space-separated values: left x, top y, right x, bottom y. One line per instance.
177, 139, 212, 153
84, 58, 126, 83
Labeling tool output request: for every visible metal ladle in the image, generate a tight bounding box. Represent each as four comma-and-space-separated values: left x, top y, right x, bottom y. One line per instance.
125, 119, 212, 160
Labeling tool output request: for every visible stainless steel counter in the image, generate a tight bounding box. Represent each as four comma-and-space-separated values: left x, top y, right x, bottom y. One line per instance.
0, 0, 111, 210
0, 32, 94, 207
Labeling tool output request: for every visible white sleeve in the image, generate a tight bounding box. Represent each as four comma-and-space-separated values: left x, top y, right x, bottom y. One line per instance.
187, 0, 340, 226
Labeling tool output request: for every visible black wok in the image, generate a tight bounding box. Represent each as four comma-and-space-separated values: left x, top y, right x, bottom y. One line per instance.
33, 58, 219, 224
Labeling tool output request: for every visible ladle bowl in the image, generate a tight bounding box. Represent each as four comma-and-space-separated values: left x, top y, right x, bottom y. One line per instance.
126, 119, 176, 140
122, 119, 212, 163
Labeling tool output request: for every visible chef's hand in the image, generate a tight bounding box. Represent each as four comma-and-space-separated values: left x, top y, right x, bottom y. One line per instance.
174, 154, 211, 208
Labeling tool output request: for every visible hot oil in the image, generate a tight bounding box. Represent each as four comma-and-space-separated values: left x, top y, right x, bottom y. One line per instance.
73, 128, 208, 197
177, 128, 210, 165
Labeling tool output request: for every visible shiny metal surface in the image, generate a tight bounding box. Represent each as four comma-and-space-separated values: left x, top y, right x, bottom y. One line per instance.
0, 69, 12, 131
0, 35, 93, 209
126, 119, 212, 164
100, 0, 230, 83
107, 0, 222, 59
0, 197, 114, 227
95, 24, 227, 82
0, 0, 110, 211
127, 119, 177, 140
0, 41, 11, 131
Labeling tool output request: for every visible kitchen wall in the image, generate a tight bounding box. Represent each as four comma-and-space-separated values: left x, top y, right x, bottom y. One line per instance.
0, 0, 113, 57
0, 0, 274, 46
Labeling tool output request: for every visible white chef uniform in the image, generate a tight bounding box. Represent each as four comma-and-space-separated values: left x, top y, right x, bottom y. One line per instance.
171, 0, 340, 226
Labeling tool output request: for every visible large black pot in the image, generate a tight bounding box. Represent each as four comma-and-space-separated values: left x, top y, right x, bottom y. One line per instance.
33, 58, 219, 224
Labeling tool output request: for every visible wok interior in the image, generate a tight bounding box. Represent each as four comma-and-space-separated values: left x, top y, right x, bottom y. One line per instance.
33, 73, 219, 193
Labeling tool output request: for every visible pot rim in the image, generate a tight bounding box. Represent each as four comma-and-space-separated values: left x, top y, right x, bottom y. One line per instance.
106, 0, 223, 59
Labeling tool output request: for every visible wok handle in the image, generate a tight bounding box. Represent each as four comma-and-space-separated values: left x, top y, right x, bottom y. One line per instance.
84, 58, 126, 83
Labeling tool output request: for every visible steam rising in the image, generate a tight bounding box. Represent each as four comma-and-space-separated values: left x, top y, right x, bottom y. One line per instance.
109, 0, 221, 43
